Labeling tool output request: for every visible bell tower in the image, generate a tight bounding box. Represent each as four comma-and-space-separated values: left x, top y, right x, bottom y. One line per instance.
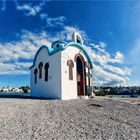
72, 32, 83, 46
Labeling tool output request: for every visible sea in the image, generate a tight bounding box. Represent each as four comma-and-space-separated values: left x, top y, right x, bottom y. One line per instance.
106, 95, 140, 99
0, 92, 30, 97
0, 92, 140, 99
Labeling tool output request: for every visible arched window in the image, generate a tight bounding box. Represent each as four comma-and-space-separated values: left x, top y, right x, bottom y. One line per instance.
34, 68, 38, 84
38, 62, 43, 79
67, 60, 74, 80
44, 63, 49, 81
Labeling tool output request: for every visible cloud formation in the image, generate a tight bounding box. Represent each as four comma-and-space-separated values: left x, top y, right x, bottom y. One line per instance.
0, 25, 131, 87
40, 13, 66, 27
93, 64, 126, 83
0, 31, 52, 75
0, 1, 132, 86
15, 0, 46, 16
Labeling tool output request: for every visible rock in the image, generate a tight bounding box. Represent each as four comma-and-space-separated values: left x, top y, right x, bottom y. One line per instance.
89, 93, 96, 98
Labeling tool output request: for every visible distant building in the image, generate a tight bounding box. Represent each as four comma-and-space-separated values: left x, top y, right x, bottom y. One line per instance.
30, 32, 93, 100
12, 88, 23, 93
2, 87, 12, 92
2, 87, 9, 92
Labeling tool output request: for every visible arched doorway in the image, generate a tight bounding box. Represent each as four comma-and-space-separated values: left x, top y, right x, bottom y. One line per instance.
76, 54, 86, 96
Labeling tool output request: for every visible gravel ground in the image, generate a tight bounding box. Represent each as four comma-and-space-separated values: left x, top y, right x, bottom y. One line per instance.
0, 97, 140, 140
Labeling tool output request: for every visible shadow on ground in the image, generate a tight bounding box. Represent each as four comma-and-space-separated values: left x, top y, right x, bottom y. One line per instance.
0, 94, 54, 100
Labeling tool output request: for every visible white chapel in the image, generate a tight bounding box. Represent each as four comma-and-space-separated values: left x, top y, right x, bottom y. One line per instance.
30, 32, 93, 100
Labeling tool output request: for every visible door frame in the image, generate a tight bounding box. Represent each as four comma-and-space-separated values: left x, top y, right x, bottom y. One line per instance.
75, 53, 86, 96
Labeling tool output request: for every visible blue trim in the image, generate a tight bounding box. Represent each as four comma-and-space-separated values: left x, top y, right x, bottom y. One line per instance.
30, 41, 93, 69
51, 40, 67, 48
63, 42, 93, 68
29, 45, 62, 69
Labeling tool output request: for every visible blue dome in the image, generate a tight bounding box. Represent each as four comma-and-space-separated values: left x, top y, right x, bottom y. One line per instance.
51, 40, 67, 50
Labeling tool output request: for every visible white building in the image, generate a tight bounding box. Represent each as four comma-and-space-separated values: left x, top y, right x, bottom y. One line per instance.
30, 32, 93, 100
2, 88, 9, 92
12, 88, 23, 93
2, 87, 12, 92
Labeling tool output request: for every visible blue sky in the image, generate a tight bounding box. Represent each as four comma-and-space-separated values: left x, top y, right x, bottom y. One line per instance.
0, 0, 140, 87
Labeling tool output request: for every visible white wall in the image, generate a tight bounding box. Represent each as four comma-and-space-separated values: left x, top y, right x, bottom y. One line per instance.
61, 46, 89, 100
30, 45, 93, 100
30, 48, 61, 99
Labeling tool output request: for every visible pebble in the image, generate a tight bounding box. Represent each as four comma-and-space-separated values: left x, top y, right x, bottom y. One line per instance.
0, 98, 139, 140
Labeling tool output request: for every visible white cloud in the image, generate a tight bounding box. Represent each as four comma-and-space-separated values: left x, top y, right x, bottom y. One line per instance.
47, 16, 66, 27
93, 64, 126, 86
0, 31, 53, 62
103, 64, 131, 76
92, 42, 106, 53
49, 26, 89, 42
1, 0, 47, 15
86, 46, 127, 76
0, 23, 131, 86
110, 51, 124, 63
89, 43, 124, 64
40, 13, 66, 27
0, 30, 53, 75
16, 4, 39, 16
93, 65, 125, 82
84, 38, 131, 86
0, 0, 134, 86
15, 0, 46, 16
0, 62, 31, 75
